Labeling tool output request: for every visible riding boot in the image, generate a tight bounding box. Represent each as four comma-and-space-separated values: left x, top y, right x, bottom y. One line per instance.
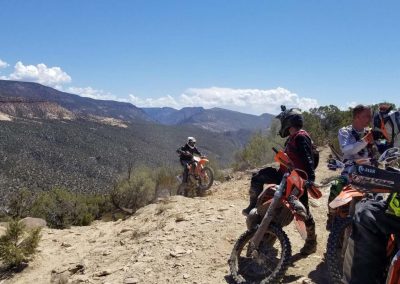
300, 216, 317, 255
242, 186, 261, 216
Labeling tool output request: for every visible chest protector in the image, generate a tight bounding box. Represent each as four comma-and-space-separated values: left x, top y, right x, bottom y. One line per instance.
285, 130, 319, 170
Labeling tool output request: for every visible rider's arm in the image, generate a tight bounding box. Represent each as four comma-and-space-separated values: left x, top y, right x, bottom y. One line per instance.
194, 147, 202, 156
295, 135, 316, 181
338, 128, 368, 156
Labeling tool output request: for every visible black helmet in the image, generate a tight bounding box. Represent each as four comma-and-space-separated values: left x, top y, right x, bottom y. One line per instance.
276, 105, 303, 138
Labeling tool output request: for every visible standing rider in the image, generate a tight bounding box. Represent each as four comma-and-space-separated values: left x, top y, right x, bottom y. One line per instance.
177, 137, 202, 188
242, 106, 318, 255
326, 105, 374, 229
338, 104, 374, 163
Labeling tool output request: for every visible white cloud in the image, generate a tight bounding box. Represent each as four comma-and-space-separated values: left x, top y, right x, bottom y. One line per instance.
0, 59, 9, 69
67, 86, 127, 102
129, 94, 180, 108
129, 87, 319, 114
2, 61, 71, 87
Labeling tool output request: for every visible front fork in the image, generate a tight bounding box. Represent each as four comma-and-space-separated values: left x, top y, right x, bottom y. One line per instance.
249, 173, 288, 253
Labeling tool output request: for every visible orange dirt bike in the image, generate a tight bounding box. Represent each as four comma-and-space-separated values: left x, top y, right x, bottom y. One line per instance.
229, 147, 322, 283
177, 155, 214, 197
326, 147, 400, 284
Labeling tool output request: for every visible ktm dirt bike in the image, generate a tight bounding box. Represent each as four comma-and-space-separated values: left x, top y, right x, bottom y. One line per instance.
326, 147, 400, 284
177, 155, 214, 197
229, 147, 322, 284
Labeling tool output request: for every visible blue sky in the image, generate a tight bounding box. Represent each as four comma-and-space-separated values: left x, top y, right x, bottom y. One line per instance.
1, 0, 399, 114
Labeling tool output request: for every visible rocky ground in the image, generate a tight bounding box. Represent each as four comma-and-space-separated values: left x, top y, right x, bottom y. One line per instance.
1, 146, 337, 284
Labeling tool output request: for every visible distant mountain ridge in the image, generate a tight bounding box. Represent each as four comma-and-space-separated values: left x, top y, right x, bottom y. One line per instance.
143, 107, 274, 132
0, 80, 274, 133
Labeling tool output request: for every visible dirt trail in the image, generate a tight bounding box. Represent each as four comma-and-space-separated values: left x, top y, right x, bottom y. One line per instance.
4, 146, 337, 284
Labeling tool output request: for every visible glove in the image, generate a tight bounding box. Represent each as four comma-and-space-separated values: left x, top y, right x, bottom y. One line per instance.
362, 131, 374, 144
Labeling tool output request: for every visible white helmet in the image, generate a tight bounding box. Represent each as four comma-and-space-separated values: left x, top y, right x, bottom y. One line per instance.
187, 137, 196, 148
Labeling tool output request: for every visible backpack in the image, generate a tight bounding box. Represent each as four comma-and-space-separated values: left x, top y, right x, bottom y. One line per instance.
292, 130, 320, 169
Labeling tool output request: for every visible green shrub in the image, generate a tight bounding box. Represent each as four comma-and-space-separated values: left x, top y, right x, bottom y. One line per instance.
30, 188, 110, 229
7, 189, 36, 219
111, 166, 156, 213
206, 156, 224, 182
233, 132, 283, 170
0, 220, 41, 268
30, 188, 75, 229
154, 166, 180, 196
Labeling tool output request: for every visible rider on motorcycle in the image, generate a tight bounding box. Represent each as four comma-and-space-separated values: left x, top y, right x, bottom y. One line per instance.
326, 105, 375, 229
242, 106, 318, 255
176, 137, 202, 188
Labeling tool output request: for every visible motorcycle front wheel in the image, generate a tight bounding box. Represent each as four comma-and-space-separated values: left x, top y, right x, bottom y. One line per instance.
228, 224, 291, 284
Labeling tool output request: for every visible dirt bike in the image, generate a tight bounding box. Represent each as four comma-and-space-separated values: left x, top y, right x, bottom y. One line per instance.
326, 147, 400, 284
229, 147, 322, 283
177, 155, 214, 197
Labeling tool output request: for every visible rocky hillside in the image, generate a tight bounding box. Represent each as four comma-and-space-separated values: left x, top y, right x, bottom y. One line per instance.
3, 147, 337, 284
0, 80, 151, 122
0, 117, 242, 204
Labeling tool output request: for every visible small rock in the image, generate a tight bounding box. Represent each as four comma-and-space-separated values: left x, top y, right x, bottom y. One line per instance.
102, 251, 111, 256
296, 276, 313, 284
183, 273, 190, 279
120, 228, 132, 234
175, 216, 187, 222
94, 270, 111, 277
19, 217, 47, 230
68, 263, 85, 275
124, 278, 139, 284
73, 275, 89, 282
61, 242, 72, 248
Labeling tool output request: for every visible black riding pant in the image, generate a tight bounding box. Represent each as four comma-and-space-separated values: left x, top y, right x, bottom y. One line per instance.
251, 167, 311, 215
343, 199, 400, 284
180, 159, 194, 183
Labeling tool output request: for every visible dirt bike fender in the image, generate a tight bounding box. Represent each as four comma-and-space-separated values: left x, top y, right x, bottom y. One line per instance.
198, 158, 208, 165
294, 214, 307, 240
308, 183, 322, 199
329, 189, 363, 209
256, 184, 277, 204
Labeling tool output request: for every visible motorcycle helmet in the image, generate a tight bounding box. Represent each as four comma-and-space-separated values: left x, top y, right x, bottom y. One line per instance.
276, 105, 303, 138
373, 103, 394, 143
187, 137, 196, 148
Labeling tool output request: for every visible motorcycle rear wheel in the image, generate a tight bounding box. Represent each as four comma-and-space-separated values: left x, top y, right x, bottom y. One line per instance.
326, 216, 353, 284
229, 224, 291, 284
